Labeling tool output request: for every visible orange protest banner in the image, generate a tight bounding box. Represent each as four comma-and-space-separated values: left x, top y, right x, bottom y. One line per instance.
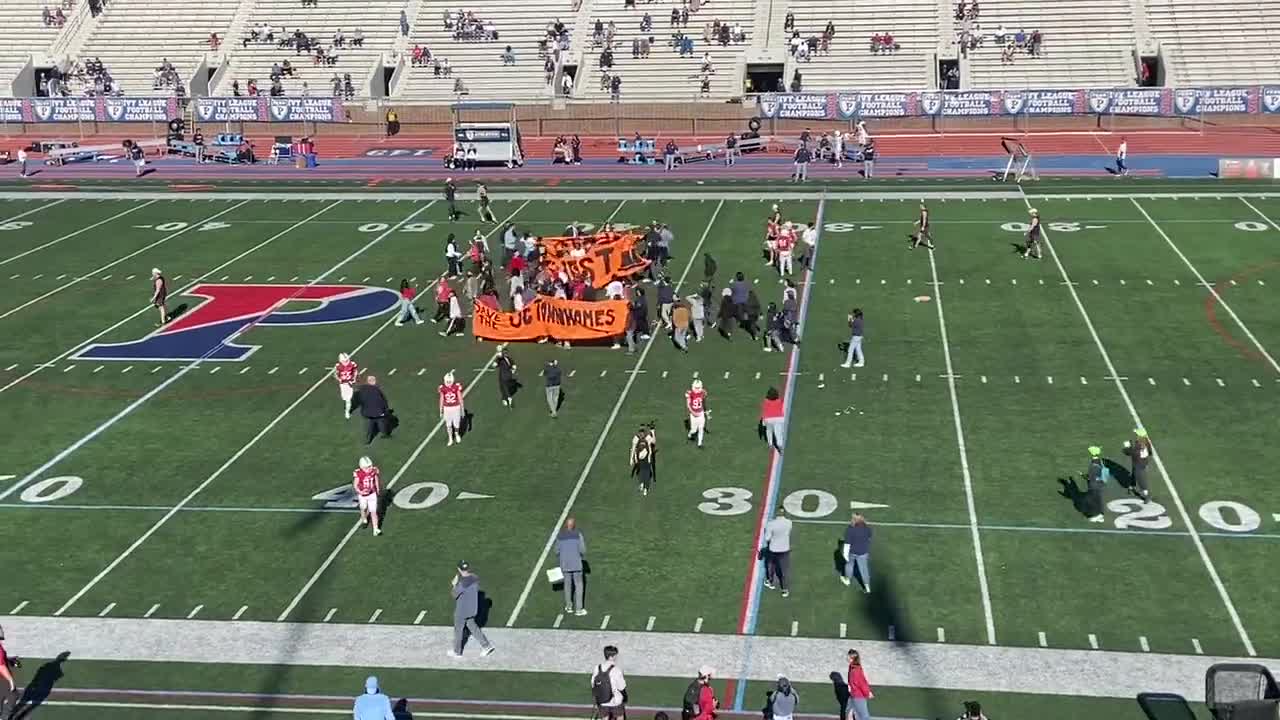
539, 233, 650, 288
472, 296, 630, 342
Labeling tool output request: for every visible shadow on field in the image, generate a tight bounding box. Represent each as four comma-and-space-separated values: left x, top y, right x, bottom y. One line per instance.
1057, 476, 1092, 518
12, 651, 70, 720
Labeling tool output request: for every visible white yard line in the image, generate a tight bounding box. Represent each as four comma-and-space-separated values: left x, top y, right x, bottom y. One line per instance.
0, 200, 346, 396
48, 204, 438, 615
1240, 197, 1280, 234
1025, 193, 1256, 657
926, 247, 997, 645
0, 201, 155, 267
276, 200, 536, 621
0, 201, 249, 323
505, 199, 724, 627
1131, 198, 1279, 374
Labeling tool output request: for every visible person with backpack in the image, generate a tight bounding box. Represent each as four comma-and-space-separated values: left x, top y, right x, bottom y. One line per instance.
682, 667, 718, 720
768, 676, 799, 720
591, 645, 627, 719
1084, 445, 1107, 523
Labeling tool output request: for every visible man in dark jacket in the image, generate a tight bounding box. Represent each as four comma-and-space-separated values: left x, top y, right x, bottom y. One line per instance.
544, 358, 562, 417
450, 561, 495, 657
496, 347, 517, 408
444, 178, 458, 221
353, 375, 393, 444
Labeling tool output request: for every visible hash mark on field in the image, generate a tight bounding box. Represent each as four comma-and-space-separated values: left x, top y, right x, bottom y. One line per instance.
121, 366, 133, 373
173, 275, 183, 281
101, 274, 112, 280
661, 370, 668, 378
915, 374, 921, 383
187, 604, 204, 619
368, 609, 383, 624
882, 373, 888, 382
388, 368, 397, 376
151, 367, 162, 374
57, 274, 66, 280
1182, 377, 1191, 386
1174, 279, 1181, 286
290, 276, 299, 281
267, 276, 276, 281
62, 365, 75, 373
553, 613, 563, 629
4, 364, 16, 371
323, 608, 337, 622
1079, 376, 1087, 385
363, 277, 371, 282
418, 368, 427, 376
790, 621, 799, 637
243, 276, 253, 282
413, 610, 426, 625
600, 614, 611, 630
1139, 636, 1150, 652
98, 603, 116, 617
980, 375, 987, 383
937, 627, 946, 643
1038, 632, 1048, 647
887, 625, 896, 641
568, 369, 576, 377
1216, 378, 1225, 387
1146, 279, 1154, 286
1252, 379, 1262, 388
1014, 375, 1021, 384
1038, 279, 1044, 285
1260, 280, 1267, 286
1120, 280, 1127, 286
1148, 377, 1156, 386
219, 275, 229, 281
1047, 376, 1054, 385
984, 278, 991, 285
144, 604, 159, 618
298, 368, 308, 375
754, 371, 761, 379
1011, 279, 1017, 285
239, 367, 251, 375
839, 622, 847, 638
9, 601, 28, 614
338, 276, 347, 282
1088, 633, 1099, 650
92, 366, 104, 373
269, 367, 278, 374
600, 370, 607, 377
233, 606, 248, 620
646, 616, 656, 631
694, 617, 703, 633
1192, 638, 1204, 655
723, 371, 730, 379
209, 367, 220, 375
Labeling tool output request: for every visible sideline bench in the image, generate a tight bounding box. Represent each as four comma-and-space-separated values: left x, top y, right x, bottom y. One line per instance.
46, 139, 166, 166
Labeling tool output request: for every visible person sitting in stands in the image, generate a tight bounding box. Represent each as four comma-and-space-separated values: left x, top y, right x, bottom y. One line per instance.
502, 45, 516, 64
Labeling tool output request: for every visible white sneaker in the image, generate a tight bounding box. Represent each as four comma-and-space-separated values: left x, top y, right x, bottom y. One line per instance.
395, 321, 404, 327
839, 576, 850, 586
360, 517, 368, 526
840, 362, 852, 368
482, 646, 496, 656
611, 343, 621, 349
447, 438, 454, 447
415, 319, 425, 325
447, 650, 462, 658
763, 347, 772, 352
853, 362, 864, 368
1089, 515, 1105, 523
373, 527, 382, 536
575, 608, 588, 616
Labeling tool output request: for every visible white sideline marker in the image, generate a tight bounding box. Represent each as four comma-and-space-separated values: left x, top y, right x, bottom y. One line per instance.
4, 364, 16, 371
413, 610, 426, 625
368, 609, 383, 624
694, 617, 703, 633
233, 606, 248, 620
600, 370, 607, 377
600, 614, 611, 630
62, 365, 75, 373
1088, 633, 1099, 650
1216, 378, 1225, 387
187, 605, 203, 619
93, 366, 104, 373
1038, 631, 1048, 647
269, 367, 278, 374
98, 603, 116, 617
1192, 638, 1204, 655
209, 367, 220, 375
937, 627, 946, 643
839, 623, 847, 638
9, 601, 28, 614
790, 621, 799, 637
646, 616, 656, 631
553, 613, 564, 629
1139, 636, 1150, 652
1182, 377, 1191, 386
418, 368, 426, 376
1252, 379, 1262, 388
144, 604, 160, 618
323, 608, 337, 622
239, 367, 251, 375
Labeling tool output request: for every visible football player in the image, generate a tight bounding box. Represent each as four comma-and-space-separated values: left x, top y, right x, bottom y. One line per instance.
776, 221, 796, 279
353, 455, 382, 536
686, 378, 708, 448
910, 203, 935, 250
439, 371, 465, 446
333, 352, 359, 419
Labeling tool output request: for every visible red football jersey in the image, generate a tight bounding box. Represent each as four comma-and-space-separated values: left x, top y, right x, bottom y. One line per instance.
439, 382, 463, 407
766, 220, 779, 240
353, 466, 380, 496
335, 360, 357, 384
776, 230, 795, 251
686, 389, 706, 415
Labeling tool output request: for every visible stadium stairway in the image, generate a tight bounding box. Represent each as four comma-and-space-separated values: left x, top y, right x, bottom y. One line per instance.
962, 0, 1137, 89
214, 0, 406, 97
0, 1, 82, 95
781, 0, 938, 92
1145, 0, 1280, 86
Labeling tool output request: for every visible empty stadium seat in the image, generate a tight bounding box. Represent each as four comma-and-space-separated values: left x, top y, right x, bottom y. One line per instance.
1146, 0, 1280, 85
782, 0, 937, 92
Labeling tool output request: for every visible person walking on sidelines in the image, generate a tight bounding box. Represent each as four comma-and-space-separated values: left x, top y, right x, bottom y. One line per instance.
791, 144, 810, 183
841, 513, 872, 593
395, 279, 424, 326
684, 667, 718, 720
1084, 445, 1108, 522
449, 561, 495, 657
840, 308, 864, 368
761, 509, 793, 597
1123, 427, 1152, 501
556, 517, 588, 616
353, 375, 394, 445
544, 358, 562, 417
16, 148, 27, 178
687, 291, 706, 342
672, 300, 691, 353
445, 233, 464, 277
846, 650, 874, 720
1115, 138, 1128, 176
151, 267, 170, 325
768, 677, 799, 720
760, 387, 785, 452
496, 346, 517, 408
591, 645, 627, 720
444, 177, 459, 220
352, 676, 395, 720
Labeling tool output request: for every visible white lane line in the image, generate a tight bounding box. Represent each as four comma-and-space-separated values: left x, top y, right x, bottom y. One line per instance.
600, 614, 611, 630
368, 609, 383, 624
9, 600, 29, 614
1192, 638, 1204, 655
790, 621, 798, 637
239, 367, 251, 375
1139, 636, 1150, 652
694, 617, 704, 633
0, 200, 347, 397
504, 200, 722, 628
275, 201, 533, 622
413, 610, 426, 625
839, 623, 847, 638
186, 604, 203, 619
646, 616, 656, 631
926, 246, 997, 646
323, 608, 337, 622
1088, 634, 1099, 650
1134, 199, 1279, 375
98, 603, 116, 617
937, 627, 946, 643
62, 365, 75, 373
48, 205, 440, 615
552, 614, 563, 629
144, 604, 159, 618
233, 606, 248, 620
0, 202, 246, 323
269, 367, 279, 374
1038, 631, 1048, 647
0, 200, 147, 268
1030, 192, 1256, 657
209, 367, 220, 375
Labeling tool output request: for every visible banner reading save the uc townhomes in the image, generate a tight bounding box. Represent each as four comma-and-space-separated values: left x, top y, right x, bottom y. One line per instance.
539, 233, 651, 288
472, 297, 628, 342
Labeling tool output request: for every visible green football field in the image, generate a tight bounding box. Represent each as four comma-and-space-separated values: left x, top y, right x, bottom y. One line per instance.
0, 186, 1278, 716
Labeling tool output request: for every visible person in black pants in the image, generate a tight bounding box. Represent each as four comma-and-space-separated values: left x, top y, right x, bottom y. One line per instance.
496, 346, 517, 408
444, 177, 458, 221
353, 375, 394, 444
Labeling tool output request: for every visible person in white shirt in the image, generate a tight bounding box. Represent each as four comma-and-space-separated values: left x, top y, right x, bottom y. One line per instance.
1116, 138, 1128, 176
832, 131, 844, 168
800, 223, 818, 268
605, 278, 625, 300
590, 645, 627, 720
761, 509, 793, 596
16, 148, 28, 178
855, 121, 869, 151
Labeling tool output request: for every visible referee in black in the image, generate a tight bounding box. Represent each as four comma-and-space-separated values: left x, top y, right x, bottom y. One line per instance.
444, 177, 458, 221
353, 374, 394, 444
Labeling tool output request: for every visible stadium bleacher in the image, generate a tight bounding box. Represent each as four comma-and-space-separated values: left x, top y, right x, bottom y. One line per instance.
963, 0, 1136, 89
1146, 0, 1280, 86
782, 0, 937, 92
0, 0, 76, 94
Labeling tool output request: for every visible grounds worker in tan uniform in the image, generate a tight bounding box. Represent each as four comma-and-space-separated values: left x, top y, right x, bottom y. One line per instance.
672, 301, 691, 352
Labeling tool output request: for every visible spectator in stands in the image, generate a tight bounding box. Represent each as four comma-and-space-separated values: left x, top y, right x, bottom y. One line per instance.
641, 12, 652, 31
400, 9, 410, 36
353, 28, 365, 47
968, 0, 979, 19
454, 77, 468, 95
232, 79, 242, 96
301, 81, 311, 96
443, 58, 452, 76
502, 45, 516, 64
784, 11, 794, 31
544, 56, 555, 82
333, 28, 346, 48
1000, 38, 1014, 63
247, 78, 259, 96
600, 47, 613, 69
680, 7, 689, 26
561, 72, 573, 96
331, 73, 342, 94
209, 33, 221, 50
433, 57, 442, 77
699, 74, 712, 96
631, 37, 641, 58
610, 74, 621, 100
670, 7, 679, 26
1028, 29, 1042, 55
343, 73, 355, 99
1014, 27, 1026, 47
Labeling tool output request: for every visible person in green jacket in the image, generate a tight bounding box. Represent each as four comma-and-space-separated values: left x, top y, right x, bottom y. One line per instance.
1085, 446, 1107, 523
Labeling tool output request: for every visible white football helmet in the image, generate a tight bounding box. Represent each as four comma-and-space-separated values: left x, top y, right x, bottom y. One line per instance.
444, 370, 455, 385
358, 456, 373, 469
691, 379, 703, 391
338, 352, 350, 364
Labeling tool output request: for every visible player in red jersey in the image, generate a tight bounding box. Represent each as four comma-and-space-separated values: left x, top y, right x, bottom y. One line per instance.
438, 370, 465, 446
353, 455, 382, 536
776, 221, 796, 279
333, 352, 359, 419
686, 378, 708, 448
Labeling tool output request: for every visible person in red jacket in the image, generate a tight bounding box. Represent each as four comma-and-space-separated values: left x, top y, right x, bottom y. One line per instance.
694, 666, 718, 720
760, 387, 785, 451
433, 277, 454, 323
846, 649, 874, 720
396, 278, 424, 326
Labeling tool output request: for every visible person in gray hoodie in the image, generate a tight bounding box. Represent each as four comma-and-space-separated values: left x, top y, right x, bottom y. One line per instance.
450, 561, 495, 657
555, 517, 588, 616
768, 676, 799, 720
353, 676, 395, 720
